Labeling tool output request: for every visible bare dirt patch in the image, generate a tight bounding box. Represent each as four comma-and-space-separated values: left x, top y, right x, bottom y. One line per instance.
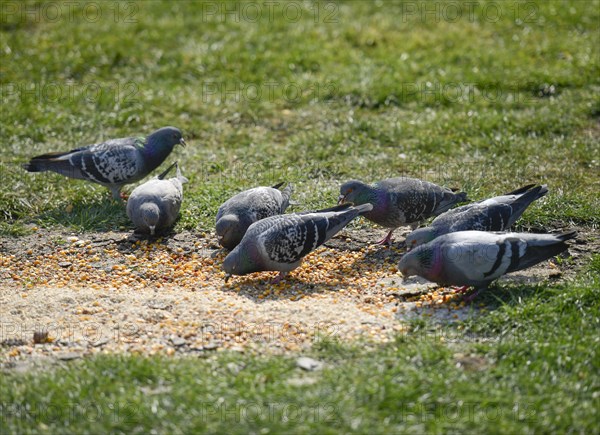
1, 226, 596, 365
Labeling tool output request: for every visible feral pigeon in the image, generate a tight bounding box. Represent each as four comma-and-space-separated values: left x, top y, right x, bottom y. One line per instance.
216, 182, 293, 250
223, 203, 373, 281
23, 126, 186, 199
398, 230, 576, 293
338, 177, 468, 245
405, 184, 548, 249
126, 162, 188, 235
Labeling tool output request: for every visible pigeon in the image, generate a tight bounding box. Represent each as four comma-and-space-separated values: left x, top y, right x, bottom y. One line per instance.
338, 177, 468, 245
126, 162, 188, 235
398, 230, 576, 296
23, 126, 186, 200
223, 203, 373, 281
216, 182, 294, 250
405, 184, 549, 249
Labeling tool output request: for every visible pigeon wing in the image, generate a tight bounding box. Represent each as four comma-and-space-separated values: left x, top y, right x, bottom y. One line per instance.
69, 137, 145, 185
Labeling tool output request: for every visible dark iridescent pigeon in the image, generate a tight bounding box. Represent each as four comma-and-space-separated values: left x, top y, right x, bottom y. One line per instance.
338, 177, 468, 245
405, 184, 548, 249
399, 230, 576, 296
126, 162, 188, 235
23, 126, 186, 200
216, 182, 293, 250
223, 203, 373, 282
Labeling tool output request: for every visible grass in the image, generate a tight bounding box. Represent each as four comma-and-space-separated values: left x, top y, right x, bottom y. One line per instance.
1, 0, 598, 235
1, 0, 599, 433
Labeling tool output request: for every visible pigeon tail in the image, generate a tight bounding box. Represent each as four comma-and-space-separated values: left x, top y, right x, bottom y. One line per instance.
300, 203, 354, 215
157, 162, 178, 180
534, 184, 549, 200
498, 184, 548, 228
23, 148, 85, 172
507, 230, 576, 273
176, 167, 189, 184
279, 183, 294, 211
504, 183, 538, 195
554, 230, 577, 242
433, 191, 470, 216
22, 154, 86, 179
316, 203, 372, 241
353, 203, 374, 214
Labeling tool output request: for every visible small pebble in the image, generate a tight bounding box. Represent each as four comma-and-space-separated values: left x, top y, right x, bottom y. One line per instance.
296, 356, 323, 371
56, 352, 82, 361
92, 338, 109, 347
203, 342, 219, 351
170, 336, 186, 347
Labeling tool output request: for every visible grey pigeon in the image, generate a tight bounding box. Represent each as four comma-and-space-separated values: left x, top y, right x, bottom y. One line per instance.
405, 184, 548, 249
216, 182, 293, 250
223, 203, 373, 281
23, 126, 186, 200
126, 162, 188, 235
338, 177, 468, 245
398, 230, 576, 296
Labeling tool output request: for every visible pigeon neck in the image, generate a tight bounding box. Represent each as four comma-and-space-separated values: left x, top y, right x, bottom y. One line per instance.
143, 137, 174, 171
417, 246, 443, 279
351, 185, 376, 205
367, 187, 386, 213
430, 246, 443, 278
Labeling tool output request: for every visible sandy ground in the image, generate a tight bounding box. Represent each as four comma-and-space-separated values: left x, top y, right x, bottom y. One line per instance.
0, 226, 595, 367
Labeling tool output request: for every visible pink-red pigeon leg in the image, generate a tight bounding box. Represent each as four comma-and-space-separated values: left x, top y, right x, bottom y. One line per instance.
375, 229, 395, 246
463, 288, 483, 303
455, 285, 471, 294
271, 271, 288, 284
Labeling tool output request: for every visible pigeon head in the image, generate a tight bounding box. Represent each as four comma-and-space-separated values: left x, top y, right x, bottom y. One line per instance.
398, 245, 436, 279
338, 180, 374, 206
144, 127, 186, 169
223, 241, 262, 277
215, 214, 245, 250
140, 203, 161, 235
405, 227, 438, 250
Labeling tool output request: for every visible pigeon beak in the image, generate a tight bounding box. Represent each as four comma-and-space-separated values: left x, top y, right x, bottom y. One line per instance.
337, 194, 346, 205
179, 138, 187, 147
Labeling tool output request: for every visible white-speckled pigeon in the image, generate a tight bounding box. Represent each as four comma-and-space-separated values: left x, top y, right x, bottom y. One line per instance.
126, 162, 188, 235
338, 177, 468, 245
23, 126, 186, 200
398, 230, 576, 295
405, 184, 548, 249
223, 203, 373, 281
216, 182, 293, 250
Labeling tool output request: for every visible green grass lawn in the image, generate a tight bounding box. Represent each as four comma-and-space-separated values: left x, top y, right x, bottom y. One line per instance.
1, 0, 599, 433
